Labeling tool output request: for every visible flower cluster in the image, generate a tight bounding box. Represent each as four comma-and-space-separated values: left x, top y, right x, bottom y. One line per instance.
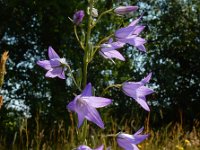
37, 4, 154, 150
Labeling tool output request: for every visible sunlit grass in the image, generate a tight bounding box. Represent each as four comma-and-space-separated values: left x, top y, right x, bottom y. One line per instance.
0, 113, 199, 150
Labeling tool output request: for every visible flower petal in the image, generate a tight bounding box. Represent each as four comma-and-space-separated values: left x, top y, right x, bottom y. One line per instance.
133, 127, 144, 136
45, 67, 65, 79
141, 73, 152, 84
82, 96, 112, 108
100, 49, 125, 61
57, 69, 66, 79
37, 60, 52, 70
81, 83, 92, 96
122, 82, 141, 98
128, 15, 143, 27
45, 70, 57, 78
137, 86, 154, 97
134, 134, 149, 145
124, 36, 146, 47
94, 145, 104, 150
48, 46, 60, 59
77, 112, 86, 128
49, 59, 61, 67
133, 26, 145, 35
117, 136, 135, 150
135, 97, 150, 111
77, 145, 92, 150
85, 105, 104, 128
136, 44, 146, 52
67, 99, 76, 111
115, 26, 135, 39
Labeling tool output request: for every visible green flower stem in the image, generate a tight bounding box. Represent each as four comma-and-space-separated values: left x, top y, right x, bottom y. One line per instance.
82, 0, 94, 88
91, 8, 114, 29
74, 25, 85, 50
101, 84, 122, 96
65, 64, 81, 91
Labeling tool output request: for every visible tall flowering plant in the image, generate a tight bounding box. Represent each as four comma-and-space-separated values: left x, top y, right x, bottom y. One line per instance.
37, 1, 154, 149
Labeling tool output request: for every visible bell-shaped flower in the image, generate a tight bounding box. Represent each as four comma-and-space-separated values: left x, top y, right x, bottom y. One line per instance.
67, 83, 112, 128
114, 6, 138, 15
122, 73, 154, 111
99, 38, 125, 61
115, 16, 147, 52
37, 46, 67, 79
73, 10, 85, 25
76, 145, 104, 150
117, 127, 149, 150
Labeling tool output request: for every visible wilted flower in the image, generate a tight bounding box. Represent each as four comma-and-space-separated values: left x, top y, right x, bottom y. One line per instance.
76, 145, 104, 150
37, 46, 67, 79
122, 73, 154, 111
114, 6, 138, 15
73, 10, 85, 25
115, 16, 147, 52
99, 38, 125, 61
117, 127, 149, 150
67, 83, 112, 128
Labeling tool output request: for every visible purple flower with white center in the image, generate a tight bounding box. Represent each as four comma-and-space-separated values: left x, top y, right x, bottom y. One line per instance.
76, 145, 104, 150
117, 127, 149, 150
99, 38, 125, 61
114, 6, 138, 15
37, 46, 67, 79
115, 16, 147, 52
122, 73, 154, 111
67, 83, 112, 128
73, 10, 85, 25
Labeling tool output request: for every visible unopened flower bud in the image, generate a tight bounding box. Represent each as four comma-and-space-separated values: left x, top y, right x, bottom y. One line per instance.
73, 10, 85, 25
114, 6, 138, 15
92, 8, 98, 17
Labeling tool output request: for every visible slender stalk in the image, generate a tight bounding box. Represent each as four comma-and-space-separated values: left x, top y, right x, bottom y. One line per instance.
82, 0, 94, 88
65, 64, 81, 91
101, 84, 122, 96
91, 8, 114, 29
74, 25, 85, 50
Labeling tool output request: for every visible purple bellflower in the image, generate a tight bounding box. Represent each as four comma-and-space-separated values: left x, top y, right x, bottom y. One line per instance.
76, 145, 104, 150
67, 83, 112, 128
117, 127, 149, 150
37, 46, 67, 79
115, 16, 147, 52
73, 10, 85, 25
114, 6, 138, 15
122, 73, 154, 111
99, 38, 125, 61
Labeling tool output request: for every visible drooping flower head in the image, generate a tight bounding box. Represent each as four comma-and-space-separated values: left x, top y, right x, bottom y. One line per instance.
122, 73, 154, 111
114, 6, 138, 15
99, 38, 125, 61
117, 127, 149, 150
67, 83, 112, 128
73, 10, 85, 25
76, 145, 104, 150
37, 46, 67, 79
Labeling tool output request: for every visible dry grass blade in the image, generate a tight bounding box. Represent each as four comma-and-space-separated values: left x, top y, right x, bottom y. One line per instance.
0, 95, 3, 109
0, 51, 9, 87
